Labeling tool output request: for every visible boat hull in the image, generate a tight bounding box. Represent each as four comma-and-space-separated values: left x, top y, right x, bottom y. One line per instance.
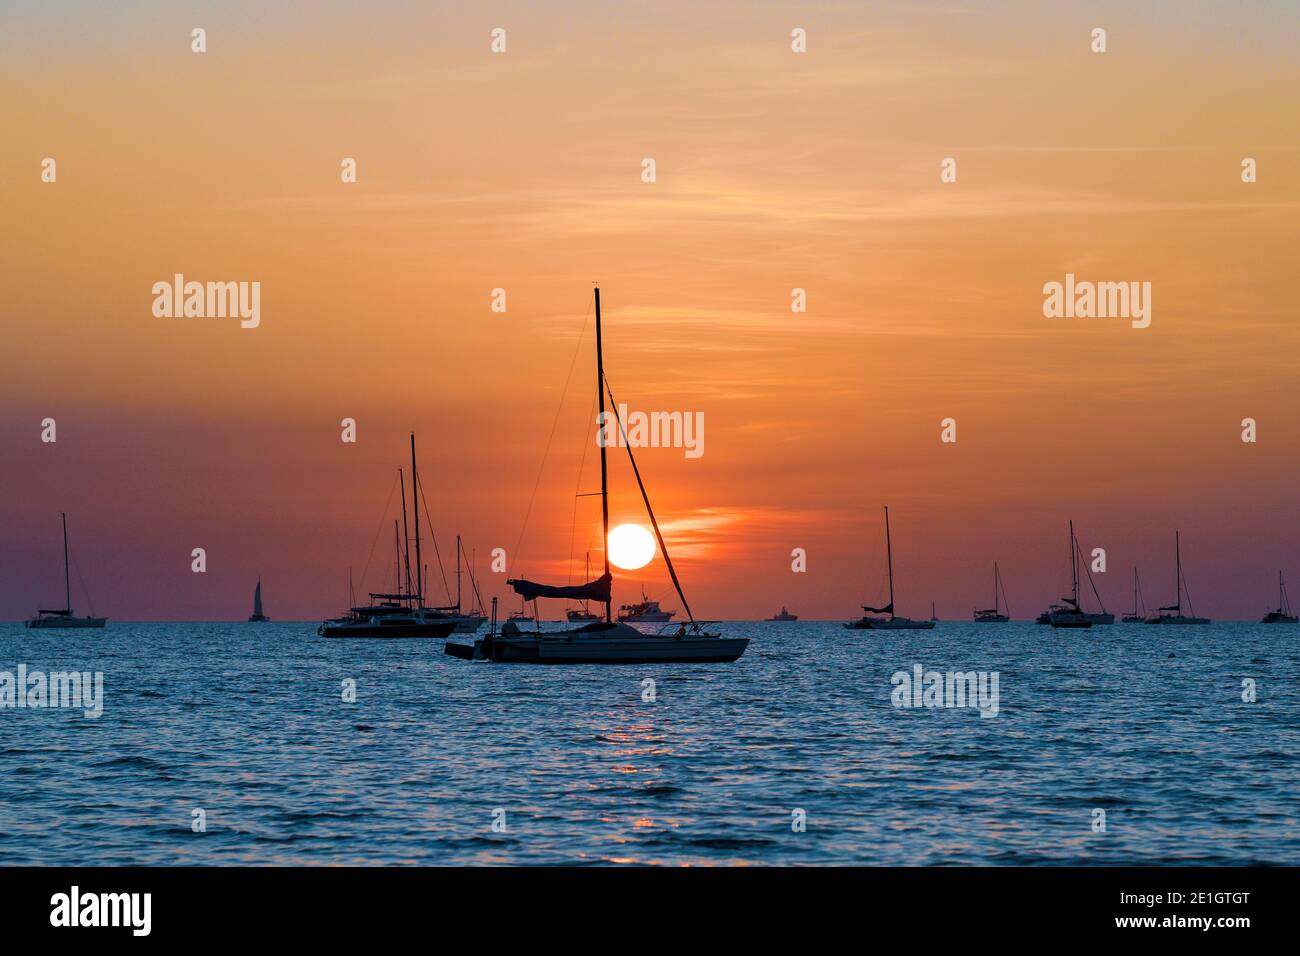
25, 615, 107, 629
449, 622, 748, 664
318, 621, 457, 638
973, 614, 1009, 623
247, 615, 270, 623
1261, 612, 1299, 624
845, 616, 935, 630
1144, 615, 1210, 625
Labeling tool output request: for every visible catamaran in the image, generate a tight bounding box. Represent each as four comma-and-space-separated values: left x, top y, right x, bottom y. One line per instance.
1037, 520, 1114, 627
1121, 567, 1147, 623
26, 513, 107, 629
445, 287, 748, 664
318, 436, 457, 639
845, 506, 935, 630
247, 577, 270, 622
973, 562, 1011, 623
1261, 571, 1297, 624
1145, 531, 1209, 624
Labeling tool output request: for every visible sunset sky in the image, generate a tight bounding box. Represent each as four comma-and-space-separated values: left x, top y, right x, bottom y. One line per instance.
2, 0, 1299, 620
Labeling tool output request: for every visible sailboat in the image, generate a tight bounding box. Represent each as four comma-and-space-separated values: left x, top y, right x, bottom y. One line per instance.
247, 577, 270, 622
318, 436, 457, 639
26, 513, 107, 629
1036, 520, 1114, 627
426, 536, 487, 632
1145, 531, 1209, 624
1261, 571, 1297, 624
1121, 568, 1146, 623
973, 562, 1010, 623
845, 506, 935, 629
566, 552, 600, 622
444, 286, 749, 664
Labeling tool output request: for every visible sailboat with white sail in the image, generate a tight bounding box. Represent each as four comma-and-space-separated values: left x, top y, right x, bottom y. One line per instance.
26, 513, 107, 629
247, 577, 270, 622
1261, 571, 1297, 624
845, 506, 934, 630
973, 562, 1011, 623
444, 286, 748, 664
1145, 531, 1209, 624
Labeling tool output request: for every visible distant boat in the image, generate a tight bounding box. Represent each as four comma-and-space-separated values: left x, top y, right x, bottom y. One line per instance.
1037, 520, 1114, 627
1261, 571, 1297, 624
618, 591, 676, 623
445, 286, 748, 664
1145, 531, 1209, 624
845, 506, 935, 630
318, 436, 456, 639
930, 602, 938, 622
26, 513, 106, 629
425, 536, 487, 632
1121, 567, 1147, 623
768, 607, 798, 622
973, 562, 1010, 623
247, 577, 270, 622
567, 553, 601, 622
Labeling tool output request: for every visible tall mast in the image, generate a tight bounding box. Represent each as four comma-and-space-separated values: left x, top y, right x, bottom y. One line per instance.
398, 469, 413, 600
410, 433, 423, 608
456, 534, 462, 612
884, 506, 894, 615
393, 521, 401, 597
1175, 531, 1181, 611
61, 512, 70, 613
993, 562, 999, 613
595, 286, 611, 623
1069, 520, 1078, 606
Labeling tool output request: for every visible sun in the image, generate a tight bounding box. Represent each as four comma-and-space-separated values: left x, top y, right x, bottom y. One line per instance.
608, 523, 656, 570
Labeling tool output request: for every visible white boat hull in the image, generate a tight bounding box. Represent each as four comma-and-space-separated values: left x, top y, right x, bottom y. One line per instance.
26, 615, 107, 629
845, 616, 935, 630
447, 621, 748, 664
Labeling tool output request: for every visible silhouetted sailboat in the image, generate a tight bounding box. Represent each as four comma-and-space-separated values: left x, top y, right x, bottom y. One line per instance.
1145, 531, 1209, 624
247, 577, 270, 622
318, 436, 456, 639
845, 506, 934, 630
1261, 571, 1296, 624
566, 552, 600, 622
973, 562, 1010, 623
445, 286, 748, 663
1121, 567, 1146, 623
1037, 520, 1113, 627
26, 513, 106, 629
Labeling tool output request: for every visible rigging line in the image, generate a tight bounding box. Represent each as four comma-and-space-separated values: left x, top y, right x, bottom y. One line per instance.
512, 292, 593, 574
1075, 536, 1106, 610
358, 472, 400, 599
605, 377, 698, 628
68, 543, 95, 616
415, 472, 453, 605
567, 388, 599, 588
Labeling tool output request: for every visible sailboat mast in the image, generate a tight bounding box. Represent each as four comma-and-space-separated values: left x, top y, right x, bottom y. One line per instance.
410, 433, 423, 608
1069, 520, 1078, 606
1175, 531, 1182, 611
61, 512, 70, 612
595, 287, 612, 624
399, 469, 413, 600
884, 506, 895, 614
993, 561, 999, 613
456, 534, 462, 611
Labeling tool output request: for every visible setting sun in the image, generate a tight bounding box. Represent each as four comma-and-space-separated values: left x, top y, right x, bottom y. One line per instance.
608, 524, 656, 571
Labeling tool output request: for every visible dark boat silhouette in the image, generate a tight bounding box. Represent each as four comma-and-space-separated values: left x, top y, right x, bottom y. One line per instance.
1261, 571, 1296, 624
1144, 531, 1209, 624
973, 562, 1010, 623
247, 577, 270, 622
26, 513, 106, 629
845, 506, 934, 629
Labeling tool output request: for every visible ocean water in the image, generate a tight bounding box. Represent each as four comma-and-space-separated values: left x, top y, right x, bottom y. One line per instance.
0, 620, 1296, 866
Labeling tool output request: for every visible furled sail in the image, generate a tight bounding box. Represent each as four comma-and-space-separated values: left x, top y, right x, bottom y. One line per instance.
862, 602, 894, 614
509, 572, 612, 603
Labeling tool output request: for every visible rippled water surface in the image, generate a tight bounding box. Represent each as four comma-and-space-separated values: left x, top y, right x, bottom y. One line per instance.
1, 621, 1296, 865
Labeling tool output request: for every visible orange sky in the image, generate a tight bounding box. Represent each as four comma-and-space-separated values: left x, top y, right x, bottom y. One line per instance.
2, 1, 1299, 620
